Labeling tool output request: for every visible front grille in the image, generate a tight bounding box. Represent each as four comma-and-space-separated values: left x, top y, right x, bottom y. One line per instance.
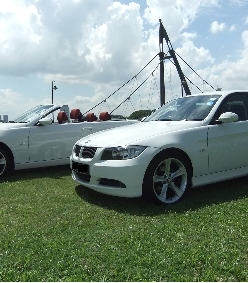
74, 145, 97, 159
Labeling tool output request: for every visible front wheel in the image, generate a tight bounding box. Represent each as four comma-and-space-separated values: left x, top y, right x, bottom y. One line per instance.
0, 147, 13, 177
143, 151, 191, 205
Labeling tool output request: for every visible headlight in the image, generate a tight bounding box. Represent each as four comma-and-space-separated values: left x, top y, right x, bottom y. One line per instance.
101, 146, 146, 160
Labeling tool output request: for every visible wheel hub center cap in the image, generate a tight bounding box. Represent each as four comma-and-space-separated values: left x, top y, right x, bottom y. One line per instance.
164, 174, 173, 184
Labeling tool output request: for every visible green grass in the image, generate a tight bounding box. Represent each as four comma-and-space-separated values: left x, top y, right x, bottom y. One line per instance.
0, 166, 248, 281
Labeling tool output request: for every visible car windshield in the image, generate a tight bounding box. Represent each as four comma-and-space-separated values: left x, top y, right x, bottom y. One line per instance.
144, 95, 221, 122
13, 105, 56, 123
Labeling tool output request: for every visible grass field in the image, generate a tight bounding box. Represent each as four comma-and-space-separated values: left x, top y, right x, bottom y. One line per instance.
0, 165, 248, 281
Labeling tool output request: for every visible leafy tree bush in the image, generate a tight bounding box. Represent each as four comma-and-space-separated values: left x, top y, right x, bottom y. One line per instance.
128, 109, 153, 120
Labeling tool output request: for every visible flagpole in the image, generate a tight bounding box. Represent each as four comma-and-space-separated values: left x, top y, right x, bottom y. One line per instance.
159, 19, 165, 106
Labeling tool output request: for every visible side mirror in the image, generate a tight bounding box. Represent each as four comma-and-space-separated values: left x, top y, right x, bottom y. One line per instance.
217, 112, 238, 124
38, 117, 53, 126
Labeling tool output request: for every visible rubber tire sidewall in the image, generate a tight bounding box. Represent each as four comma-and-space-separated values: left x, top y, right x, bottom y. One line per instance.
0, 147, 13, 177
142, 150, 191, 205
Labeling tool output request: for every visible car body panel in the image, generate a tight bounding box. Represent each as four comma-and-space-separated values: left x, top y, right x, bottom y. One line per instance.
27, 121, 136, 164
208, 120, 248, 173
75, 121, 210, 177
71, 90, 248, 199
78, 120, 203, 147
0, 105, 139, 173
0, 125, 30, 164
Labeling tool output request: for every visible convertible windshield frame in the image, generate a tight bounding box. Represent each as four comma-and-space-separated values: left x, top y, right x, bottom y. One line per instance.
144, 94, 221, 122
13, 105, 60, 123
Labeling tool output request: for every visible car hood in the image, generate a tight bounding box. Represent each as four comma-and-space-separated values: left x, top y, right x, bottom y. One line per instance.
77, 120, 203, 147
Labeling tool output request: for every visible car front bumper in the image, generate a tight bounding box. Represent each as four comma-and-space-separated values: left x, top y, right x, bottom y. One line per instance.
70, 147, 156, 198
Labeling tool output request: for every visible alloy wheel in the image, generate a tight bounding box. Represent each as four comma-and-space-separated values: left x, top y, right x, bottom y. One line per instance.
153, 157, 187, 204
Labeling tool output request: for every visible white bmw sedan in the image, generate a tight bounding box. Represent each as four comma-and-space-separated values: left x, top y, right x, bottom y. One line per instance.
71, 90, 248, 204
0, 105, 138, 177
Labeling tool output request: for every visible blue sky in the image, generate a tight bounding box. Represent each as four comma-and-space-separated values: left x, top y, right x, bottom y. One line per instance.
1, 0, 248, 120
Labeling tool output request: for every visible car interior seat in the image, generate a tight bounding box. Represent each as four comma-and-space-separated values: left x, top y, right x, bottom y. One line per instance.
70, 109, 82, 122
99, 112, 111, 121
57, 111, 68, 124
86, 113, 97, 122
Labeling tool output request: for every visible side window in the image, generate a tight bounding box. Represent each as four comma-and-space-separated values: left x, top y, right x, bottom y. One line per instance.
214, 94, 248, 121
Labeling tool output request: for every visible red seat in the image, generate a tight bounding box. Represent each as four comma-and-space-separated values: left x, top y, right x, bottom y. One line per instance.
57, 111, 68, 124
70, 109, 81, 120
99, 111, 111, 121
86, 113, 97, 122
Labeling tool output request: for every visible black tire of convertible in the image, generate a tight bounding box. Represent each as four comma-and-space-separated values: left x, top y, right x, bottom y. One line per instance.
0, 147, 14, 177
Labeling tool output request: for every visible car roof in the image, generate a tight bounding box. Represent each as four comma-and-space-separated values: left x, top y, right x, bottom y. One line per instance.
188, 90, 248, 98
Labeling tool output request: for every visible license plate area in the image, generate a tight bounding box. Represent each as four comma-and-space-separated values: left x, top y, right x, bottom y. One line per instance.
72, 162, 89, 174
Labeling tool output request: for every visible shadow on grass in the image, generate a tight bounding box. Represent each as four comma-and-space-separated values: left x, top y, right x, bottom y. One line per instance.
0, 165, 71, 183
75, 176, 248, 216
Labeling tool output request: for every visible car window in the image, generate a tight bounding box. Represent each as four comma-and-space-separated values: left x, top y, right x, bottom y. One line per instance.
214, 93, 248, 121
13, 105, 59, 123
144, 95, 221, 122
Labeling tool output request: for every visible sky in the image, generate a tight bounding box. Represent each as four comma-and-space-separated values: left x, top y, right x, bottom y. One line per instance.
1, 0, 248, 120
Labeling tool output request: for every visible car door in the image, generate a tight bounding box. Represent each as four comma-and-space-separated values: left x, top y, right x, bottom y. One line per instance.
207, 93, 248, 174
28, 120, 115, 163
28, 118, 138, 164
28, 123, 88, 163
5, 126, 30, 165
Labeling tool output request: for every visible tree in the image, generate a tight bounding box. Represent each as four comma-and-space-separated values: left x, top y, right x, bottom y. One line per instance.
128, 109, 154, 120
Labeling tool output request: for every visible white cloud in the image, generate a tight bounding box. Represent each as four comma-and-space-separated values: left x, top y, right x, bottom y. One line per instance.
210, 21, 226, 33
181, 32, 198, 40
0, 0, 220, 83
0, 0, 113, 77
0, 89, 28, 119
84, 2, 145, 82
187, 29, 248, 92
176, 41, 215, 68
0, 89, 21, 116
144, 0, 219, 41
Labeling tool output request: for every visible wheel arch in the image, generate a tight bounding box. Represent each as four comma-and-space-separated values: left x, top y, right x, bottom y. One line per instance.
146, 147, 193, 185
142, 147, 194, 204
0, 142, 15, 170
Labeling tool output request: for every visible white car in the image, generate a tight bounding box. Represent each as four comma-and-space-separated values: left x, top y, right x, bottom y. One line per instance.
0, 105, 138, 177
71, 90, 248, 204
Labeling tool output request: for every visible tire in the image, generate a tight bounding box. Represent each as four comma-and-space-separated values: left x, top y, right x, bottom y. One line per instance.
0, 147, 13, 177
142, 151, 191, 205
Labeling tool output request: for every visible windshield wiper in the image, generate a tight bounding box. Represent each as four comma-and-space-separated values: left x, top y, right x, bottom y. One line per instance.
156, 119, 172, 121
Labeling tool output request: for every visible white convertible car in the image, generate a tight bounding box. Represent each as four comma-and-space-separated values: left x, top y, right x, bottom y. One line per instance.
71, 90, 248, 204
0, 105, 138, 177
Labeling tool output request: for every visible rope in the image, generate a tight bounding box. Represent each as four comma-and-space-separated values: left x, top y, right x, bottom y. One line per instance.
110, 60, 161, 114
82, 53, 160, 115
168, 59, 203, 93
174, 51, 216, 91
